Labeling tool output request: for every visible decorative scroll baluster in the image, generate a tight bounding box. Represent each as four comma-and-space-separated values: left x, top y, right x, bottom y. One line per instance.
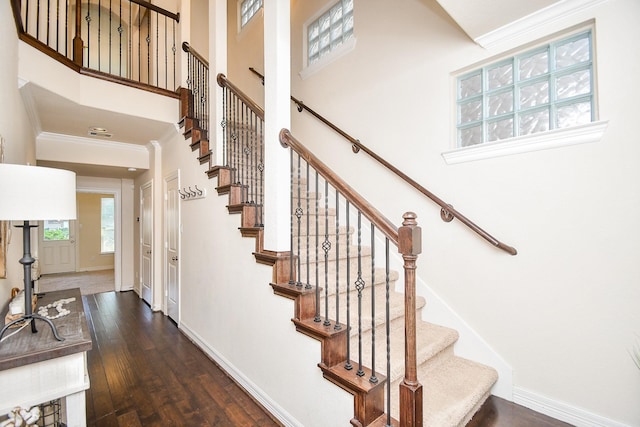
355, 212, 365, 377
295, 155, 303, 288
314, 170, 321, 323
322, 180, 331, 327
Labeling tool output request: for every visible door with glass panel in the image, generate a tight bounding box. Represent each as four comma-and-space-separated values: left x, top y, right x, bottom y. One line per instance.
40, 219, 77, 274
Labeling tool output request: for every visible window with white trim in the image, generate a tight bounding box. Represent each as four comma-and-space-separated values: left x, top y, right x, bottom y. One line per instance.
240, 0, 262, 28
101, 197, 115, 254
307, 0, 354, 66
456, 30, 594, 148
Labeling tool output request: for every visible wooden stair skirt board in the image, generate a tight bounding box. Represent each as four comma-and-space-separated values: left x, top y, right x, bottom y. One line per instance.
183, 130, 497, 425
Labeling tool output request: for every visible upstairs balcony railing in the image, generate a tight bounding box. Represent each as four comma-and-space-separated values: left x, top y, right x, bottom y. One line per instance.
11, 0, 180, 96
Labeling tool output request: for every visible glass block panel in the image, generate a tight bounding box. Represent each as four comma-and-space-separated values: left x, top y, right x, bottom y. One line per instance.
556, 102, 591, 128
320, 32, 330, 49
487, 118, 514, 142
309, 39, 319, 58
320, 15, 330, 32
555, 35, 590, 69
519, 109, 549, 135
519, 80, 549, 109
459, 73, 481, 100
343, 0, 354, 12
343, 14, 354, 34
487, 63, 513, 90
460, 125, 482, 147
331, 4, 343, 22
488, 91, 513, 117
519, 50, 548, 80
556, 69, 591, 100
331, 22, 343, 42
459, 100, 482, 124
308, 23, 319, 41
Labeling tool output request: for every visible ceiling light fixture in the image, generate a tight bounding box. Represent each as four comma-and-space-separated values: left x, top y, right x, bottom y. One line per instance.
127, 167, 137, 172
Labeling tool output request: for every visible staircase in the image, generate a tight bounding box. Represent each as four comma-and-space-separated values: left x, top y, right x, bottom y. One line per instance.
180, 75, 498, 426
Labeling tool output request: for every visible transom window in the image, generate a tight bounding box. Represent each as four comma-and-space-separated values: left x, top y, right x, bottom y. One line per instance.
456, 31, 594, 147
307, 0, 354, 65
240, 0, 263, 28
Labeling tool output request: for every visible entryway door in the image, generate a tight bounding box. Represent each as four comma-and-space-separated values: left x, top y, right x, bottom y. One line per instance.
165, 172, 179, 322
40, 219, 77, 274
140, 182, 153, 305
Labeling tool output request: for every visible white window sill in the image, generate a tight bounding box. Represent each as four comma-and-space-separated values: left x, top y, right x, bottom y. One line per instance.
299, 37, 357, 80
442, 120, 609, 165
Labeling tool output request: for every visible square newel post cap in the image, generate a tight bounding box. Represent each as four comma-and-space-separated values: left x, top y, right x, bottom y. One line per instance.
398, 212, 422, 256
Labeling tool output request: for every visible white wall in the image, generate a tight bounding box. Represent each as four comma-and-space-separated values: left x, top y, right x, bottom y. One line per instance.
0, 0, 38, 311
284, 0, 640, 425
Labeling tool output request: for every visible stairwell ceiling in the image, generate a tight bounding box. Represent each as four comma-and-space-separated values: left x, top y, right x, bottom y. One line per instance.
23, 83, 175, 179
432, 0, 562, 41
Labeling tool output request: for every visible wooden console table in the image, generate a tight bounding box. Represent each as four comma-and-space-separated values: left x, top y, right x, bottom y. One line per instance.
0, 288, 92, 426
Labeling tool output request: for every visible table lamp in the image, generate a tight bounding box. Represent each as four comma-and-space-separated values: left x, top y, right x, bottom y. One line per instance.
0, 163, 76, 342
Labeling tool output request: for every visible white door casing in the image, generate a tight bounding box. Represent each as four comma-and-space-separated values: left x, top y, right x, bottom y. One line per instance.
165, 172, 179, 322
140, 182, 153, 304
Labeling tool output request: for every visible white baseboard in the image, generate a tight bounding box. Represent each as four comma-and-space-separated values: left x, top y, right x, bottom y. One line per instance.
513, 387, 632, 427
179, 321, 303, 427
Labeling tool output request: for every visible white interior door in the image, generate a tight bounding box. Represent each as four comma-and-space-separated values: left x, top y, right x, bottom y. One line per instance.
165, 174, 179, 322
140, 182, 153, 304
40, 219, 77, 274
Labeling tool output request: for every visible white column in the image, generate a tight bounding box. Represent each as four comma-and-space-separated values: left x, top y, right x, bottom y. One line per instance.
211, 0, 227, 164
263, 0, 291, 251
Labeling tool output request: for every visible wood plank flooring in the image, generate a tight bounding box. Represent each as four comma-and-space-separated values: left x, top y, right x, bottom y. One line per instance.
83, 291, 573, 427
83, 291, 282, 426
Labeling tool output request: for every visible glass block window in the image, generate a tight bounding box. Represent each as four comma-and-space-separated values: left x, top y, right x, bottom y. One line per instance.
307, 0, 354, 65
241, 0, 263, 28
457, 31, 594, 147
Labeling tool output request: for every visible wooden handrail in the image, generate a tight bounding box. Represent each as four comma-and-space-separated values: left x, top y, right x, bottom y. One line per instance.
129, 0, 180, 22
280, 129, 398, 245
251, 67, 517, 255
182, 42, 209, 68
217, 73, 265, 120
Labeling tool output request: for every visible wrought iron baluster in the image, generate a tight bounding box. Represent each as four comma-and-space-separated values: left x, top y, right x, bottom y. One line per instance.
323, 180, 331, 327
370, 224, 378, 384
257, 118, 264, 226
108, 0, 112, 74
355, 211, 365, 377
305, 161, 311, 290
314, 171, 320, 323
295, 154, 303, 288
334, 191, 341, 330
344, 201, 352, 370
385, 238, 391, 426
97, 0, 101, 71
289, 149, 295, 285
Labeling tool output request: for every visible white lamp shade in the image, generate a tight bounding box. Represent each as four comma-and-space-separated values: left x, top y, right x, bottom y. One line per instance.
0, 164, 77, 220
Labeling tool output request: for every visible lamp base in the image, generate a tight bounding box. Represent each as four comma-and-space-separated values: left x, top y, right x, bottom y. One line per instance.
0, 314, 65, 342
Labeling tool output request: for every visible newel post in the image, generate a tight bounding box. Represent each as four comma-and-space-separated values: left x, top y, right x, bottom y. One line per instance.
398, 212, 423, 427
72, 0, 83, 66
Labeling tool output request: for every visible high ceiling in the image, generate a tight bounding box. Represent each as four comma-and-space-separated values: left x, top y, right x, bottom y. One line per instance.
434, 0, 562, 41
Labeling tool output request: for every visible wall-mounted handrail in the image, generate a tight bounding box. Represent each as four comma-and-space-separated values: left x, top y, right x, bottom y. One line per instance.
250, 67, 517, 255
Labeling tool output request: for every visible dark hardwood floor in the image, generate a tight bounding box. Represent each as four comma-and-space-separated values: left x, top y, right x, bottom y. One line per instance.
83, 291, 573, 427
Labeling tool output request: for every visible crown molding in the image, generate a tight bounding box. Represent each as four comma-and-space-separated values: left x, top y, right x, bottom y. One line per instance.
37, 131, 149, 153
474, 0, 608, 49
